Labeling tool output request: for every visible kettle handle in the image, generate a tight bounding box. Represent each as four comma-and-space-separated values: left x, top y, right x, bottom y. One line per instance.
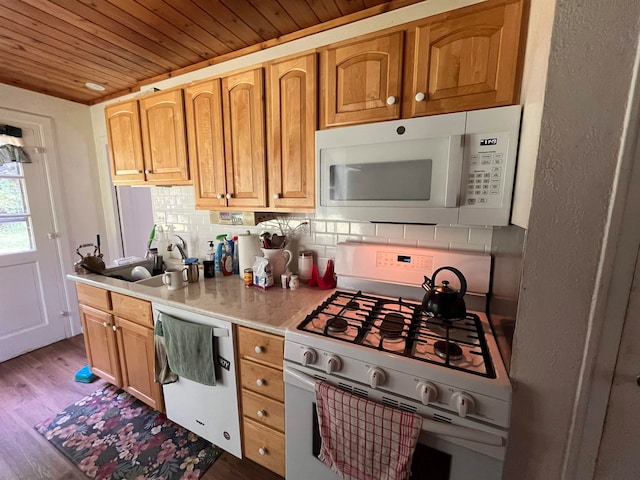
431, 267, 467, 297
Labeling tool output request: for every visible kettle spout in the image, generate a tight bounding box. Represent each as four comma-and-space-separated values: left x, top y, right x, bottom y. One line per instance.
421, 275, 432, 292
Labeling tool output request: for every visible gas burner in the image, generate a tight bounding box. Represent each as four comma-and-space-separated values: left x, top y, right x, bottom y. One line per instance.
326, 317, 348, 333
345, 300, 360, 310
379, 313, 405, 338
433, 340, 463, 361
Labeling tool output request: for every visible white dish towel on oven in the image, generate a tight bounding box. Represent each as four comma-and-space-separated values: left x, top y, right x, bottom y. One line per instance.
315, 381, 423, 480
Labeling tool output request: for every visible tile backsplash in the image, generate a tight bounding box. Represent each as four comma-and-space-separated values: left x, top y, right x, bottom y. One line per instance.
151, 186, 494, 275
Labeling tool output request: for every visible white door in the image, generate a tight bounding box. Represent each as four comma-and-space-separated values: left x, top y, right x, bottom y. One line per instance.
593, 247, 640, 478
0, 116, 68, 362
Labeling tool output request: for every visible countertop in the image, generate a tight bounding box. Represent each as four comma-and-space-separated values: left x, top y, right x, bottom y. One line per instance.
67, 272, 334, 336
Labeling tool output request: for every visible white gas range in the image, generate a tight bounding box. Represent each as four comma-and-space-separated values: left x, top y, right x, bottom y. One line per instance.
283, 242, 511, 480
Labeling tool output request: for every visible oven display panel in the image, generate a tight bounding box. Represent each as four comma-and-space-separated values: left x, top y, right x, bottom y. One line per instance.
376, 252, 434, 271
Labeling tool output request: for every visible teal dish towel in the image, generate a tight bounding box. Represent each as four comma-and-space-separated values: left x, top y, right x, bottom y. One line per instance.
159, 312, 216, 386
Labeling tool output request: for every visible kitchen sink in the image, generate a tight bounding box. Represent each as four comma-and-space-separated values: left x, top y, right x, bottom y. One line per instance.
101, 260, 158, 282
134, 275, 165, 287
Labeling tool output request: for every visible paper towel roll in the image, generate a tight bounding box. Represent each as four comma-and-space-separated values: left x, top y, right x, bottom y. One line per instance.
237, 233, 261, 273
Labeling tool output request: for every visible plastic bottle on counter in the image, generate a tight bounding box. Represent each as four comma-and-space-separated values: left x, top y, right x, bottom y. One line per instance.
156, 226, 169, 255
214, 234, 227, 272
232, 236, 240, 274
220, 237, 233, 276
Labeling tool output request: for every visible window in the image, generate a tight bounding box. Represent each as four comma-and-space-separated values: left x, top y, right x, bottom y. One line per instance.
0, 162, 34, 254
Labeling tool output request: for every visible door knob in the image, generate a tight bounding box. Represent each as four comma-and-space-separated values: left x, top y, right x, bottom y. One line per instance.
225, 193, 232, 199
415, 92, 426, 102
386, 96, 397, 105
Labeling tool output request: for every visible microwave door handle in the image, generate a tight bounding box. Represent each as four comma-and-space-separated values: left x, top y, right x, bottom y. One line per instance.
284, 365, 504, 447
444, 134, 464, 207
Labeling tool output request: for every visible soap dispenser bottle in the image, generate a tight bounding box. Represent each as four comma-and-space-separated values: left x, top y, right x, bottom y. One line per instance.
206, 241, 215, 261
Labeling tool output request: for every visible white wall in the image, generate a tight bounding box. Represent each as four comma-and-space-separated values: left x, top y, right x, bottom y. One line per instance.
0, 83, 102, 334
505, 1, 640, 478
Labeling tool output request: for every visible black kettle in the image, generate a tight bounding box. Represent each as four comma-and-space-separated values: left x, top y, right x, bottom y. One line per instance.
421, 267, 468, 320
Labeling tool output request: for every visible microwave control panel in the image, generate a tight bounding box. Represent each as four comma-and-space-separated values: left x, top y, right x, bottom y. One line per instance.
463, 132, 511, 208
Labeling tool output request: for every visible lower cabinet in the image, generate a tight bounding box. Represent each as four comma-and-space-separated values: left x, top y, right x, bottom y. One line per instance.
77, 283, 164, 411
237, 326, 286, 477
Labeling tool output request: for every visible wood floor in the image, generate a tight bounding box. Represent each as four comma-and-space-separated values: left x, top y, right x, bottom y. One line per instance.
0, 335, 283, 480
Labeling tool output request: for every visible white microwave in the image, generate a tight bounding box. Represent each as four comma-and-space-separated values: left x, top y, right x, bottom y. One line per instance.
315, 105, 522, 226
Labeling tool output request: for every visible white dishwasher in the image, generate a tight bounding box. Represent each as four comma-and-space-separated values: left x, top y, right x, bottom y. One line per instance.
153, 302, 242, 458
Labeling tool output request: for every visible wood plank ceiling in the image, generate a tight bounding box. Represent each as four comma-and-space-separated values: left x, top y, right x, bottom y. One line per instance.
0, 0, 422, 105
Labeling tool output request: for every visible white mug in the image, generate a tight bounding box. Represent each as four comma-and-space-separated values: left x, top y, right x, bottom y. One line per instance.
162, 267, 187, 291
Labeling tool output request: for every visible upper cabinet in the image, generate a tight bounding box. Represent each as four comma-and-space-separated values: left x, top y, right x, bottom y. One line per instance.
320, 32, 404, 129
318, 0, 525, 128
267, 53, 317, 211
105, 100, 145, 184
186, 69, 267, 210
221, 69, 267, 209
106, 88, 190, 186
405, 0, 525, 117
185, 78, 227, 209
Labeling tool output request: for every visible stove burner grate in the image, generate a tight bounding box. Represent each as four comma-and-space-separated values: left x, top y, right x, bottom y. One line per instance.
433, 340, 463, 361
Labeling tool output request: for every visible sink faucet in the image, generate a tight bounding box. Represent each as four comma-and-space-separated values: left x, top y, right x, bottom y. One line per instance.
174, 235, 188, 260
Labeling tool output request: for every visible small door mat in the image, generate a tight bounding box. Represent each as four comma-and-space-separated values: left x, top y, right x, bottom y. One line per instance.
34, 384, 222, 480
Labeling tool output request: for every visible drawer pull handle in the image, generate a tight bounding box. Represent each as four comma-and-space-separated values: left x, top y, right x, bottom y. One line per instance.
254, 346, 263, 354
257, 409, 266, 418
256, 378, 265, 387
258, 447, 268, 456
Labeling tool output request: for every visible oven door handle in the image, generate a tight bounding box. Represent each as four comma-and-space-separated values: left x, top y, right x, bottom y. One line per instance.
283, 366, 504, 447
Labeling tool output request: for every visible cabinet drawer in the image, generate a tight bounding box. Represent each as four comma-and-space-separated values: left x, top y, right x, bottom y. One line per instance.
242, 418, 285, 477
111, 293, 152, 327
237, 326, 283, 368
242, 389, 284, 432
240, 359, 284, 402
76, 283, 111, 310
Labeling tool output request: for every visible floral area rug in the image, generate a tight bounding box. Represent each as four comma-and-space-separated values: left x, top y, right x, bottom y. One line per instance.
34, 384, 222, 480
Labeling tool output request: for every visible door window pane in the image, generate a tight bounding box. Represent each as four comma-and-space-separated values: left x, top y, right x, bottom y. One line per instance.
0, 178, 27, 214
0, 162, 34, 254
0, 220, 33, 253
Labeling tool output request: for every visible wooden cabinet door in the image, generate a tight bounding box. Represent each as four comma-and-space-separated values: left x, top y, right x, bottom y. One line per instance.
115, 316, 164, 411
320, 31, 404, 128
79, 305, 121, 386
185, 79, 228, 209
407, 0, 524, 117
267, 53, 316, 210
139, 88, 190, 185
221, 68, 267, 209
105, 100, 145, 185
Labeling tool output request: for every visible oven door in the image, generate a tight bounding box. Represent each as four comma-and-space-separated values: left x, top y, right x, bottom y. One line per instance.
284, 365, 505, 480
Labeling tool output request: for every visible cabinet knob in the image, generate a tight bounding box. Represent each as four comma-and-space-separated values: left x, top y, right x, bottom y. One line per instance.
145, 169, 151, 174
225, 193, 232, 199
112, 325, 117, 332
415, 92, 426, 102
216, 194, 223, 199
258, 447, 267, 456
273, 193, 280, 199
257, 409, 266, 418
256, 378, 265, 387
255, 345, 263, 354
386, 96, 397, 105
102, 321, 109, 328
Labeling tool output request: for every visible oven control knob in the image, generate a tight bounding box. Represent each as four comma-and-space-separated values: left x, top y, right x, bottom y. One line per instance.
325, 355, 342, 374
451, 392, 475, 418
368, 367, 386, 389
417, 381, 438, 405
301, 348, 317, 366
